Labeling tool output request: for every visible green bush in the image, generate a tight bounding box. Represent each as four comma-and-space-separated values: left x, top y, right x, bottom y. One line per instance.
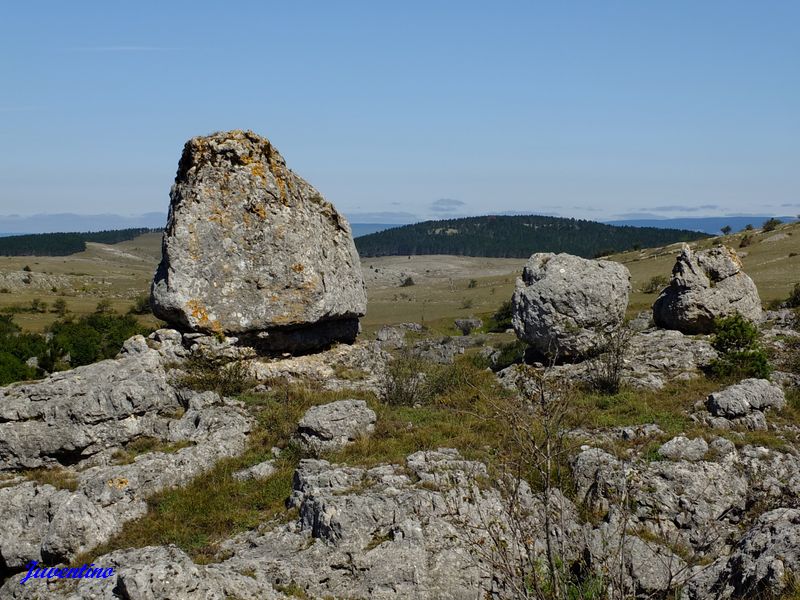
129, 293, 152, 315
485, 299, 513, 332
786, 283, 800, 308
179, 356, 256, 397
709, 314, 771, 379
400, 276, 415, 287
0, 351, 36, 385
642, 275, 670, 294
762, 217, 782, 232
50, 312, 149, 367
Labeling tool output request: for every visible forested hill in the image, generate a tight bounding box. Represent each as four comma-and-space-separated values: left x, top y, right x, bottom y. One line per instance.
354, 215, 709, 258
0, 228, 159, 256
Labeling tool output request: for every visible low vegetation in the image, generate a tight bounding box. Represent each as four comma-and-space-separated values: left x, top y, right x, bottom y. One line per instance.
709, 314, 771, 379
0, 306, 150, 384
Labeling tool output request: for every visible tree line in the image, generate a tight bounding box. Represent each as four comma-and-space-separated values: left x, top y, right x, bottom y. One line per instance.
355, 215, 709, 258
0, 228, 159, 256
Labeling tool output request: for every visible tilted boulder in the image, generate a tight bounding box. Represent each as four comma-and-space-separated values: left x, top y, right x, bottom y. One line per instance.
653, 244, 762, 334
151, 130, 367, 352
511, 253, 631, 359
295, 399, 376, 453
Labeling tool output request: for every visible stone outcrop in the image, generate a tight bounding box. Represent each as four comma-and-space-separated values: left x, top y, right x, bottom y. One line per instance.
295, 400, 376, 453
0, 389, 251, 569
695, 378, 786, 430
512, 253, 631, 359
0, 350, 181, 471
653, 244, 762, 334
151, 130, 367, 352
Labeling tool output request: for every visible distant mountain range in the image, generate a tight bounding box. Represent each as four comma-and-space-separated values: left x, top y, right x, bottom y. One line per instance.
355, 215, 709, 259
607, 216, 797, 235
0, 213, 167, 235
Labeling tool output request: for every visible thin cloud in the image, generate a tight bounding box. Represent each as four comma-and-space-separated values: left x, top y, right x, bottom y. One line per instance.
67, 46, 178, 52
0, 106, 44, 113
430, 198, 466, 213
650, 204, 719, 212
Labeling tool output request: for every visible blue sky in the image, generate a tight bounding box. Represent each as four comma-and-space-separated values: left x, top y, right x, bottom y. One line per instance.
1, 1, 798, 224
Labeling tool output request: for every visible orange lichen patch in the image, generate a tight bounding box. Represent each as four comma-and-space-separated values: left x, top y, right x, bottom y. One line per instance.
186, 299, 223, 335
254, 203, 267, 219
291, 263, 305, 273
108, 477, 129, 490
268, 160, 289, 204
250, 163, 267, 181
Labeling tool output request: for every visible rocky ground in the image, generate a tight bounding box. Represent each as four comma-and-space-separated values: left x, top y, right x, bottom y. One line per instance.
0, 308, 797, 599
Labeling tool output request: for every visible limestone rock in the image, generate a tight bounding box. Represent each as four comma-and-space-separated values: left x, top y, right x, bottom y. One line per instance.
512, 253, 631, 359
653, 245, 762, 334
658, 436, 709, 461
682, 508, 800, 600
295, 400, 376, 453
233, 460, 277, 482
0, 350, 181, 471
707, 379, 786, 419
151, 130, 367, 352
454, 318, 482, 335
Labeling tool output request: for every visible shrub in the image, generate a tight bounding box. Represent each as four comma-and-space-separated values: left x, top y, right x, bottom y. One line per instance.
709, 314, 771, 379
22, 265, 32, 272
179, 356, 256, 397
467, 279, 478, 289
586, 324, 633, 394
0, 351, 36, 385
50, 312, 149, 367
762, 218, 782, 232
786, 283, 800, 308
489, 339, 528, 371
744, 224, 754, 231
721, 225, 732, 235
642, 275, 670, 294
400, 276, 415, 287
382, 350, 431, 406
739, 234, 754, 248
486, 299, 514, 332
460, 298, 474, 309
52, 298, 68, 316
129, 293, 152, 315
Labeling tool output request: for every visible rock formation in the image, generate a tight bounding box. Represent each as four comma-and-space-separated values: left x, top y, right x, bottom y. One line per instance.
511, 253, 631, 359
653, 244, 762, 334
151, 130, 367, 353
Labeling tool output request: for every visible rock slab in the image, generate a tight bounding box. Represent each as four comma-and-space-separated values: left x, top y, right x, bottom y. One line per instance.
151, 130, 367, 352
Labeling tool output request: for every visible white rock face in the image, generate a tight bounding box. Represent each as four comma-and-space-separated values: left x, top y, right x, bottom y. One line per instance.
653, 244, 762, 334
151, 130, 367, 352
511, 253, 631, 359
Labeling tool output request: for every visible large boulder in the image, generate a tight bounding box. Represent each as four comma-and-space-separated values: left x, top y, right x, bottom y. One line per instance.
653, 244, 762, 334
151, 130, 367, 352
511, 253, 631, 359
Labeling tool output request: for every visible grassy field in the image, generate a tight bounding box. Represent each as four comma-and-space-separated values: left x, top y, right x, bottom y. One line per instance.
0, 221, 798, 334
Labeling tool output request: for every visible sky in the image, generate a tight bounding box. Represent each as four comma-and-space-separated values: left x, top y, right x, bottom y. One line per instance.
0, 1, 798, 225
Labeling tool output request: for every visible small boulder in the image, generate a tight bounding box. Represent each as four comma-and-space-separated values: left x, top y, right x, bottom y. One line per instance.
233, 460, 276, 482
653, 245, 762, 334
707, 379, 786, 419
658, 436, 709, 461
454, 318, 482, 335
296, 400, 376, 453
512, 253, 631, 359
151, 130, 367, 352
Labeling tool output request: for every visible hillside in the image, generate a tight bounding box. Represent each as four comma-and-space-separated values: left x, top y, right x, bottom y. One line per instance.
355, 215, 709, 258
0, 228, 160, 256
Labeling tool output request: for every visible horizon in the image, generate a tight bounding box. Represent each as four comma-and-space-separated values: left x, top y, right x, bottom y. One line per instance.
2, 2, 798, 222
